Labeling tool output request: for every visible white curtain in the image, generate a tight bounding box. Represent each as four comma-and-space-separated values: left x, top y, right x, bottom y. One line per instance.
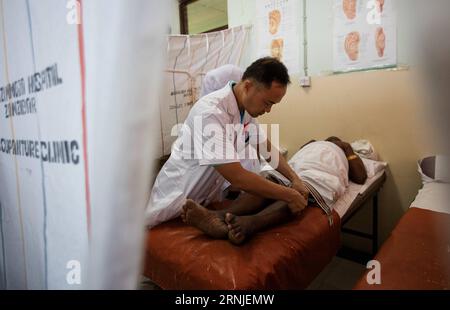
0, 0, 167, 289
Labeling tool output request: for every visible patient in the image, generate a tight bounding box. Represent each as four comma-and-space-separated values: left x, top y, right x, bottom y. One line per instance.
182, 136, 367, 245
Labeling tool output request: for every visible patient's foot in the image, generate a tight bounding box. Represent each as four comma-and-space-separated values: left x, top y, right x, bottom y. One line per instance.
225, 213, 256, 245
182, 199, 228, 239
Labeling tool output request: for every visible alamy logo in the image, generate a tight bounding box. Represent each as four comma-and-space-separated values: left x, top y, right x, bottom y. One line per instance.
366, 0, 382, 25
366, 260, 381, 285
66, 260, 81, 285
66, 0, 81, 25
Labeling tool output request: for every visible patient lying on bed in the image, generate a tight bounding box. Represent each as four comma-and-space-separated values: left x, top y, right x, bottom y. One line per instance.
182, 136, 367, 245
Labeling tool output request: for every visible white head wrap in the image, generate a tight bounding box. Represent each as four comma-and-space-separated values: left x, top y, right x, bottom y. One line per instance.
200, 64, 244, 97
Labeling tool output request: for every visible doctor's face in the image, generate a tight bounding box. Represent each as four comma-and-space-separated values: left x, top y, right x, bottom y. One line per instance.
243, 80, 287, 117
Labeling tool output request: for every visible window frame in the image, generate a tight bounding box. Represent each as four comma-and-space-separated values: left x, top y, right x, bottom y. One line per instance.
179, 0, 228, 35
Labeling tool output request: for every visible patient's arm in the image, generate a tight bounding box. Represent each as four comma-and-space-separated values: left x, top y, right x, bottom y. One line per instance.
331, 141, 367, 184
215, 163, 307, 213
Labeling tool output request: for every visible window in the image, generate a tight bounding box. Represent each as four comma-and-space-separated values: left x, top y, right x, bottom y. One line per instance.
179, 0, 228, 35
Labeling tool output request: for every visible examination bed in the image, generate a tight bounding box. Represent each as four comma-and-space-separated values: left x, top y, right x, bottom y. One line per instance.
143, 170, 386, 290
354, 181, 450, 290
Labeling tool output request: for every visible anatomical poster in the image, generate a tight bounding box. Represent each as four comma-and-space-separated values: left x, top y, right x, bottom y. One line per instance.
256, 0, 300, 74
333, 0, 396, 72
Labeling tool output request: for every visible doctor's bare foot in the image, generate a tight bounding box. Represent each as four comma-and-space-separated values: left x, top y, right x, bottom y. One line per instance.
225, 213, 256, 245
182, 199, 228, 239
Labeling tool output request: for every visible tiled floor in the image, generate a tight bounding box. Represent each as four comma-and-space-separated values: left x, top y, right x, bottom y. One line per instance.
140, 256, 366, 290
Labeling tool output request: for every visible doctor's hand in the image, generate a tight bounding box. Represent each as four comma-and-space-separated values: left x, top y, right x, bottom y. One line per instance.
291, 178, 309, 201
287, 190, 307, 215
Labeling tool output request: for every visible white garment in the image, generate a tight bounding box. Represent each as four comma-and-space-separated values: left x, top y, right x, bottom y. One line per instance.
146, 83, 261, 228
288, 141, 349, 206
351, 139, 379, 161
200, 64, 244, 97
200, 65, 262, 190
360, 157, 387, 178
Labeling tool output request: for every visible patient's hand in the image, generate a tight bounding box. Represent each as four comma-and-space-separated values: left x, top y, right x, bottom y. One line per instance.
291, 178, 309, 200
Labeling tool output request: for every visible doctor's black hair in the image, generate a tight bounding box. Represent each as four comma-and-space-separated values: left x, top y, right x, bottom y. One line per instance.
242, 57, 291, 88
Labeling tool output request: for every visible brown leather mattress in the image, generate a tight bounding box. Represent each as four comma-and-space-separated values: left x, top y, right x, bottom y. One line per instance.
143, 202, 341, 290
354, 207, 450, 290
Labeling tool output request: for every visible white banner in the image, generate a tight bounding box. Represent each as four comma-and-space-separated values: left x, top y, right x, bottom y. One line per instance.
333, 0, 397, 72
0, 0, 167, 289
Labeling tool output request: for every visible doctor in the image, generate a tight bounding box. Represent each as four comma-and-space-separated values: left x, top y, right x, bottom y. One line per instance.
201, 64, 261, 195
146, 57, 309, 237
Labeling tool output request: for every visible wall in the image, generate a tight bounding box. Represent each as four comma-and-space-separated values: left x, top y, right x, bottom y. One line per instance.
169, 0, 180, 34
227, 0, 257, 70
228, 0, 443, 246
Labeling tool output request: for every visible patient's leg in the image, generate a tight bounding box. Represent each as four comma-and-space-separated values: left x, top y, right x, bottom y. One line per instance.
216, 193, 273, 218
181, 194, 273, 239
225, 201, 292, 245
216, 174, 289, 217
182, 199, 229, 239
